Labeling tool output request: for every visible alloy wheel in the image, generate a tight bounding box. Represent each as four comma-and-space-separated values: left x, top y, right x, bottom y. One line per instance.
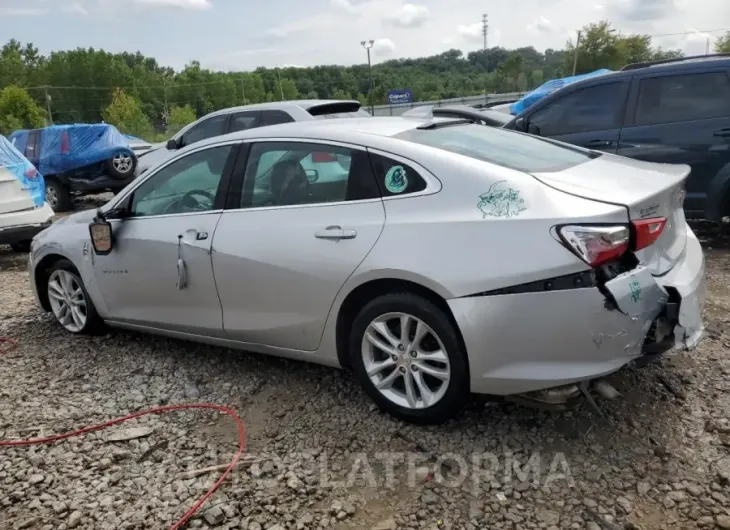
45, 185, 58, 208
47, 269, 87, 333
113, 153, 133, 173
361, 312, 451, 409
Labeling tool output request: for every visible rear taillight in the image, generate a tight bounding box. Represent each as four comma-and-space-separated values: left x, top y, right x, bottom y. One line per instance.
558, 225, 630, 268
312, 152, 336, 163
60, 131, 70, 155
632, 217, 666, 251
24, 167, 39, 180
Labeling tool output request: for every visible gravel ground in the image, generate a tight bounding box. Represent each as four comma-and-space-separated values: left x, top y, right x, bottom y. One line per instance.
1, 200, 730, 530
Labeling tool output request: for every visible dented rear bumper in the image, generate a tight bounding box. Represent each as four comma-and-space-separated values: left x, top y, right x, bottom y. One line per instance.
448, 226, 705, 397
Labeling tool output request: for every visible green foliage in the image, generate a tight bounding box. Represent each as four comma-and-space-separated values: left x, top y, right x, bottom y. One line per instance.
166, 104, 196, 135
102, 88, 153, 139
0, 27, 686, 137
716, 32, 730, 53
0, 85, 46, 135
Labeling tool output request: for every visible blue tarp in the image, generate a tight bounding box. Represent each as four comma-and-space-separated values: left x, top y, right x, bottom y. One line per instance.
9, 124, 132, 176
0, 135, 45, 207
510, 69, 613, 116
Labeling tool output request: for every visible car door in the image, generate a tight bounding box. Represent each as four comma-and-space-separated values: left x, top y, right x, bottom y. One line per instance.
92, 143, 238, 336
211, 140, 385, 351
617, 69, 730, 219
518, 80, 631, 153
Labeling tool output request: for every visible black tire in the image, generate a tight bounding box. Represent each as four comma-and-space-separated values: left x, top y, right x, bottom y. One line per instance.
105, 151, 138, 179
45, 178, 72, 212
45, 259, 105, 335
349, 292, 469, 424
10, 241, 31, 253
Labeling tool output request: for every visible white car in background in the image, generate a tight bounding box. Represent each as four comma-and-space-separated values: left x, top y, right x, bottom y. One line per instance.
0, 135, 54, 252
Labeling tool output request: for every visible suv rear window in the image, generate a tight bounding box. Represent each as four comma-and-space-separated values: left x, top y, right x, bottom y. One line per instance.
395, 123, 597, 173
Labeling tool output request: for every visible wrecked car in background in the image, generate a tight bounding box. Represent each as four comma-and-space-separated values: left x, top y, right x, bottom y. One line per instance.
10, 124, 137, 212
27, 117, 705, 423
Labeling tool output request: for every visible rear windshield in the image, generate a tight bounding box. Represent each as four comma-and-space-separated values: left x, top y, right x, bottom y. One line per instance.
394, 123, 597, 173
314, 108, 371, 119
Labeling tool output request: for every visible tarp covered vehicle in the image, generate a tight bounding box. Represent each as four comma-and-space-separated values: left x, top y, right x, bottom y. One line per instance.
0, 134, 53, 252
9, 124, 137, 212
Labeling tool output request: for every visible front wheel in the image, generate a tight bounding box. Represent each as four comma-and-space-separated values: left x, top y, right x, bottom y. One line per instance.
349, 293, 469, 424
46, 259, 104, 334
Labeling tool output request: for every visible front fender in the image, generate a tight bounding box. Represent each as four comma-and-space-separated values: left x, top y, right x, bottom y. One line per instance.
704, 162, 730, 223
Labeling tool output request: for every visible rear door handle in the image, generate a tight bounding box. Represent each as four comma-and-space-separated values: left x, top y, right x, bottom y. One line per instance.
585, 140, 613, 148
314, 225, 357, 240
714, 128, 730, 137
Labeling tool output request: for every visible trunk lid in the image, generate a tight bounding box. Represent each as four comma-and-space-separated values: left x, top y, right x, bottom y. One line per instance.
532, 153, 689, 275
0, 166, 35, 215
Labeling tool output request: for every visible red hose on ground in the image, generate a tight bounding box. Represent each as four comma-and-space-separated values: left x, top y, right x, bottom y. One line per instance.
0, 336, 246, 530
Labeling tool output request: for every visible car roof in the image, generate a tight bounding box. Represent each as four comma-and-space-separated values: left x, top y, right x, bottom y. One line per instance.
183, 116, 440, 152
204, 99, 362, 117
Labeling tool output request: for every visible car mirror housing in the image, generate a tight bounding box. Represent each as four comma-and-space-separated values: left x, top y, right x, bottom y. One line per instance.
167, 138, 179, 150
89, 218, 113, 255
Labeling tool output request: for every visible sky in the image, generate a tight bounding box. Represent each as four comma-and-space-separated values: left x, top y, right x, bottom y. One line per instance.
0, 0, 729, 71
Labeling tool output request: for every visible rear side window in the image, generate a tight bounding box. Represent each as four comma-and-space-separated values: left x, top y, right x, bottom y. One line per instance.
25, 131, 40, 158
261, 110, 295, 126
229, 111, 260, 133
395, 124, 597, 173
634, 72, 730, 126
369, 154, 426, 196
527, 82, 627, 136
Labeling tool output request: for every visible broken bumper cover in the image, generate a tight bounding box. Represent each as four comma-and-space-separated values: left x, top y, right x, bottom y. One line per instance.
447, 228, 705, 396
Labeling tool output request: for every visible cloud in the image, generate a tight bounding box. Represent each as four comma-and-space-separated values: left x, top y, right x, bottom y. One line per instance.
63, 2, 89, 16
372, 38, 396, 56
610, 0, 678, 22
132, 0, 212, 9
330, 0, 356, 14
383, 3, 430, 28
0, 7, 47, 16
456, 22, 483, 43
527, 16, 554, 34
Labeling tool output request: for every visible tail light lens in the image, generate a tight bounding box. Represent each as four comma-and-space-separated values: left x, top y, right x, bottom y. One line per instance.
632, 217, 667, 250
24, 167, 40, 180
60, 131, 70, 155
558, 225, 630, 267
312, 152, 336, 163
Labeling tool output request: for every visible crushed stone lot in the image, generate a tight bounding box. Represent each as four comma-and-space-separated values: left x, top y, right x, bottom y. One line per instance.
1, 210, 730, 529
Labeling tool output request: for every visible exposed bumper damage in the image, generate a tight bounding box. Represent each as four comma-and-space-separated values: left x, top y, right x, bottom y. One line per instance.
450, 227, 706, 404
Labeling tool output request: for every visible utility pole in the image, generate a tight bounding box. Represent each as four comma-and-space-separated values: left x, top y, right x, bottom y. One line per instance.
162, 77, 169, 124
44, 88, 53, 125
482, 14, 489, 96
706, 37, 711, 55
361, 40, 375, 115
276, 68, 284, 101
572, 30, 582, 76
240, 77, 247, 104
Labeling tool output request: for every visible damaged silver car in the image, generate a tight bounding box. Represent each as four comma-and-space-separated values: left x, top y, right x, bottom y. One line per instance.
27, 118, 705, 423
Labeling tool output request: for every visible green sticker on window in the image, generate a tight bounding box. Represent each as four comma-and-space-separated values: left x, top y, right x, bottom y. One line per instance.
384, 165, 408, 194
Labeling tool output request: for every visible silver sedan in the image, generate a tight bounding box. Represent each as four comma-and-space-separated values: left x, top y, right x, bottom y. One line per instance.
27, 117, 706, 423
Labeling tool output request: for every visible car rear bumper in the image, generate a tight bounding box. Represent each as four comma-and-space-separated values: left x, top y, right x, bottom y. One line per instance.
448, 225, 705, 396
0, 203, 54, 246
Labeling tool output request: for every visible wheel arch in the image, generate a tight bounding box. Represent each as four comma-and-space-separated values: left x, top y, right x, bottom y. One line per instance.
704, 162, 730, 223
334, 274, 467, 372
34, 253, 73, 312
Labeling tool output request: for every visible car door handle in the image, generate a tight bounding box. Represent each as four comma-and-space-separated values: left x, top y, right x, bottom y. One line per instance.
178, 230, 209, 249
585, 140, 613, 147
713, 128, 730, 137
314, 226, 357, 240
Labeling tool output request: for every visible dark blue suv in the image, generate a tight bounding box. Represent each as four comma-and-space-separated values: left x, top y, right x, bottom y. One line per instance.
504, 54, 730, 224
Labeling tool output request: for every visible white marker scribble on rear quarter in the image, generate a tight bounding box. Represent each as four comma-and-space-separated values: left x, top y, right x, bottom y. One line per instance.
477, 180, 527, 219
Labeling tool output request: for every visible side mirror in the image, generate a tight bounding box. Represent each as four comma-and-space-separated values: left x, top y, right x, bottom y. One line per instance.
89, 219, 113, 255
167, 138, 179, 150
514, 117, 526, 132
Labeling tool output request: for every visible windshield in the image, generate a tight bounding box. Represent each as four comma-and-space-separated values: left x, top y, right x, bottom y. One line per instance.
394, 123, 597, 173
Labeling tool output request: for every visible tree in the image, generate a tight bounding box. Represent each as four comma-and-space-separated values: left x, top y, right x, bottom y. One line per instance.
0, 85, 46, 134
716, 32, 730, 53
102, 88, 153, 139
166, 104, 196, 135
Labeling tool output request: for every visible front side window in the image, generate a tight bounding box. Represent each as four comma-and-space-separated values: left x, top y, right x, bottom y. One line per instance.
130, 145, 232, 217
395, 123, 597, 173
241, 142, 379, 208
180, 114, 228, 147
528, 82, 627, 136
634, 72, 730, 126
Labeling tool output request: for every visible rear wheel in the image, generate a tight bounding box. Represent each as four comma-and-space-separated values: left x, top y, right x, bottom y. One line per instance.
349, 293, 469, 424
106, 151, 137, 179
46, 259, 104, 334
45, 178, 72, 212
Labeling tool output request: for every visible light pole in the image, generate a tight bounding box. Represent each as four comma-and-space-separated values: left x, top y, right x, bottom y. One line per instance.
361, 40, 375, 115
